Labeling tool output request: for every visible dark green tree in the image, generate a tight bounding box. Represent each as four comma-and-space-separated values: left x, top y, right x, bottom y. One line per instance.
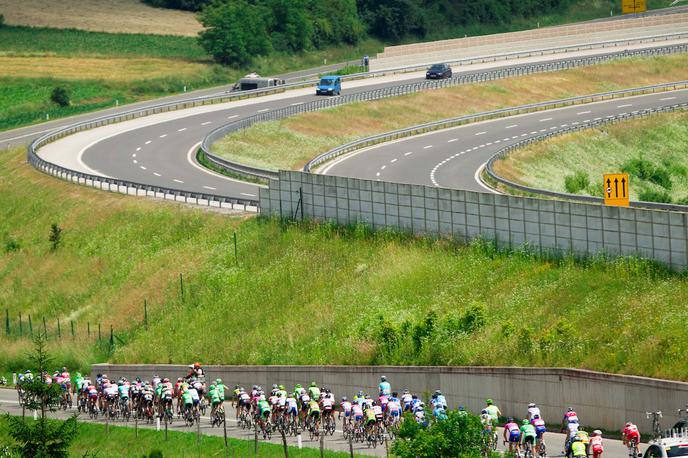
50, 87, 70, 107
197, 0, 271, 66
392, 410, 484, 457
5, 335, 78, 457
49, 223, 62, 251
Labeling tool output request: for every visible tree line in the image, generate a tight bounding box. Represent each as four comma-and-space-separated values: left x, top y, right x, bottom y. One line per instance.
145, 0, 574, 65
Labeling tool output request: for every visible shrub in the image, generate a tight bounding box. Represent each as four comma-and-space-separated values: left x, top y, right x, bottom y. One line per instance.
0, 14, 5, 28
49, 223, 62, 251
638, 189, 672, 203
392, 411, 484, 457
649, 167, 672, 190
564, 170, 590, 194
50, 87, 70, 107
4, 237, 20, 253
622, 157, 672, 189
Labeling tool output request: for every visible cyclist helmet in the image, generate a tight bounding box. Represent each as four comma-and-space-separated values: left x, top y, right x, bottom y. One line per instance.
432, 394, 437, 399
342, 396, 348, 401
528, 403, 536, 408
279, 385, 285, 390
523, 419, 530, 425
76, 371, 81, 377
259, 394, 266, 401
25, 370, 31, 374
144, 380, 150, 385
372, 401, 376, 406
177, 377, 183, 382
625, 422, 632, 427
435, 390, 442, 395
188, 364, 194, 369
252, 385, 258, 390
102, 374, 108, 379
459, 406, 465, 411
216, 378, 222, 384
163, 378, 169, 383
568, 407, 574, 412
310, 381, 317, 387
508, 417, 514, 422
272, 384, 278, 389
193, 362, 201, 368
574, 436, 583, 442
403, 389, 409, 394
417, 401, 424, 407
481, 409, 488, 414
412, 394, 418, 399
295, 384, 301, 389
593, 430, 602, 436
61, 367, 67, 372
353, 396, 358, 401
381, 376, 387, 381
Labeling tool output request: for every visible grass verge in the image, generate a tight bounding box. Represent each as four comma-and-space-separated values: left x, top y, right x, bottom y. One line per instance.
0, 416, 349, 457
210, 54, 688, 171
2, 146, 688, 380
492, 111, 688, 204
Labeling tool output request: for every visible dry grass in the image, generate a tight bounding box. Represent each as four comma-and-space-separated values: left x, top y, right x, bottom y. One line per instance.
0, 0, 202, 36
0, 56, 209, 81
213, 54, 688, 171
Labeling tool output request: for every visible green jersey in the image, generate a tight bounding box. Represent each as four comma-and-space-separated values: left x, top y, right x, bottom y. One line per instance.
75, 375, 84, 389
308, 387, 320, 401
210, 388, 221, 404
485, 405, 500, 422
258, 400, 271, 413
182, 390, 193, 405
520, 424, 537, 442
216, 384, 227, 399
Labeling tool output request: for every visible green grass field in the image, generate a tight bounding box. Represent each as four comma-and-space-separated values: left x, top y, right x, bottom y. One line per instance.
1, 146, 688, 380
493, 112, 688, 204
211, 54, 688, 171
0, 417, 350, 457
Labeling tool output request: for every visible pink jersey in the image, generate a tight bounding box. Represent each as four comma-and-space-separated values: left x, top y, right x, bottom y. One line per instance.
341, 401, 352, 412
505, 422, 520, 434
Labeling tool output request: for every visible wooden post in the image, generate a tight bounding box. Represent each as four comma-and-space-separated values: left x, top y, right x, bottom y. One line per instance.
223, 410, 229, 450
165, 412, 169, 441
43, 317, 47, 337
233, 232, 238, 264
254, 426, 258, 455
320, 432, 324, 458
70, 320, 74, 339
135, 411, 138, 438
5, 309, 9, 336
349, 430, 354, 458
281, 428, 289, 458
197, 416, 201, 445
18, 312, 22, 337
144, 299, 148, 329
87, 322, 90, 338
28, 315, 32, 336
179, 273, 185, 301
57, 318, 61, 338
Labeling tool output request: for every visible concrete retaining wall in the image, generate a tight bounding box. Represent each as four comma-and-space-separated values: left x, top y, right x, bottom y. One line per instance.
259, 171, 688, 271
92, 364, 688, 431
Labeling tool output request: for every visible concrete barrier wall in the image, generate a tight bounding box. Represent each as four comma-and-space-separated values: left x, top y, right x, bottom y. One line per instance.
92, 364, 688, 431
259, 171, 688, 271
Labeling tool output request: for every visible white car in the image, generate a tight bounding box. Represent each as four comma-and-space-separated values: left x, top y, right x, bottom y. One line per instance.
644, 432, 688, 458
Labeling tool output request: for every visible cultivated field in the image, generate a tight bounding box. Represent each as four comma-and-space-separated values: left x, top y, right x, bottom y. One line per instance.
211, 54, 688, 171
0, 0, 202, 36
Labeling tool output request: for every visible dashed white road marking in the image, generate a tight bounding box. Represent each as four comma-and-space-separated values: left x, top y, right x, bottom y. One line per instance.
423, 145, 433, 149
173, 179, 184, 184
132, 153, 136, 158
577, 111, 592, 115
404, 152, 413, 156
495, 140, 501, 143
136, 147, 141, 151
560, 124, 568, 127
505, 124, 518, 129
290, 102, 304, 106
177, 127, 187, 132
617, 104, 633, 108
376, 172, 381, 177
475, 131, 486, 136
241, 193, 256, 197
540, 117, 553, 122
661, 97, 676, 101
479, 144, 485, 148
257, 108, 270, 113
133, 160, 138, 164
486, 142, 493, 146
140, 166, 147, 170
153, 172, 161, 177
201, 121, 212, 126
159, 134, 167, 138
380, 165, 386, 170
530, 131, 537, 135
145, 140, 152, 145
583, 119, 591, 123
594, 117, 602, 121
227, 115, 238, 119
390, 158, 397, 163
511, 136, 518, 139
521, 133, 528, 137
539, 129, 547, 133
203, 185, 216, 190
549, 126, 557, 130
447, 138, 458, 143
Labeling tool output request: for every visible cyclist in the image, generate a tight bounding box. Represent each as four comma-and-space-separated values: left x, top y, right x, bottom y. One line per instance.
562, 407, 580, 453
433, 404, 448, 421
118, 380, 130, 414
401, 390, 413, 412
237, 387, 250, 419
307, 398, 321, 432
160, 382, 174, 419
363, 402, 377, 436
181, 384, 194, 420
622, 422, 641, 457
387, 394, 401, 425
103, 380, 118, 415
213, 379, 227, 416
321, 390, 335, 426
378, 376, 391, 396
352, 399, 364, 430
571, 435, 588, 458
527, 402, 542, 421
485, 399, 501, 425
73, 371, 84, 396
432, 390, 447, 410
285, 392, 298, 425
504, 417, 521, 454
480, 409, 494, 439
590, 430, 604, 458
533, 414, 547, 456
521, 419, 538, 454
414, 403, 428, 427
308, 382, 320, 402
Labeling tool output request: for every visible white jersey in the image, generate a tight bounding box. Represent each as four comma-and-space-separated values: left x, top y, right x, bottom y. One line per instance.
105, 385, 118, 397
286, 397, 297, 409
528, 406, 541, 419
189, 388, 199, 401
567, 422, 579, 437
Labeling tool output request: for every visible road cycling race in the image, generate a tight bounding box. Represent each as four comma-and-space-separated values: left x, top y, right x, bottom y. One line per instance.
0, 0, 688, 457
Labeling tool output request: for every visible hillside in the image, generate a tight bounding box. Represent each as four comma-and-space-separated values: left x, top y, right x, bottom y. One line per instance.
1, 146, 687, 380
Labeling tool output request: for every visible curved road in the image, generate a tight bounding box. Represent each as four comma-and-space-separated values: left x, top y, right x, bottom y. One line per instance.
36, 40, 688, 203
321, 90, 688, 191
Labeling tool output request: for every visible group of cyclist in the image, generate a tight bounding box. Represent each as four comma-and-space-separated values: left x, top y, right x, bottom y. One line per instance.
14, 367, 646, 456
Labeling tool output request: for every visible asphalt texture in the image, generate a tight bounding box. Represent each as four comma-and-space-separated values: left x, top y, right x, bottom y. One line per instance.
321, 90, 688, 191
0, 388, 644, 457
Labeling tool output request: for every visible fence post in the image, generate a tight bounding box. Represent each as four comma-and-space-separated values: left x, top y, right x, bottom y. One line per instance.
18, 312, 22, 337
109, 325, 114, 352
28, 315, 32, 336
5, 309, 9, 336
233, 232, 238, 264
87, 322, 90, 338
180, 273, 185, 301
57, 318, 61, 338
98, 323, 101, 341
71, 320, 75, 339
144, 299, 148, 329
43, 317, 47, 338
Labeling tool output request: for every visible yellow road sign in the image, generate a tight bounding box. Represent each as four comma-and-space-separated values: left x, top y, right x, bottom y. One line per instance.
622, 0, 646, 14
603, 173, 630, 207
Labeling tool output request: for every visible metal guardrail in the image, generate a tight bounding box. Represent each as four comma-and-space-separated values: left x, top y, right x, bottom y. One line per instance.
484, 103, 688, 212
303, 81, 688, 173
28, 35, 688, 208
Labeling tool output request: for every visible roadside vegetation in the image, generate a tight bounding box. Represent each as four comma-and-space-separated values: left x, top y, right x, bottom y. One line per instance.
1, 146, 688, 380
0, 417, 348, 457
492, 112, 688, 204
211, 54, 688, 171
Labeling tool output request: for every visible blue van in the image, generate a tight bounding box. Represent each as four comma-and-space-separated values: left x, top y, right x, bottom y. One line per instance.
316, 76, 341, 96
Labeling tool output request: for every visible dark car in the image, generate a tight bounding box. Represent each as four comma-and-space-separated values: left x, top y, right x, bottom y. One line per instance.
426, 63, 452, 79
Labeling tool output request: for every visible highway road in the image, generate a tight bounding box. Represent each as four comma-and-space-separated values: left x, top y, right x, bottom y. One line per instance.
31, 39, 688, 203
321, 90, 688, 191
0, 388, 645, 457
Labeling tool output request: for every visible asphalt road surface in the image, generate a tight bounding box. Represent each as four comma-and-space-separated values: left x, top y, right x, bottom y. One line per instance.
0, 389, 644, 457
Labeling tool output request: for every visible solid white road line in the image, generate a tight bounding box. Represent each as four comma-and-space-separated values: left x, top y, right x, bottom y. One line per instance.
475, 162, 499, 194
617, 104, 633, 108
290, 102, 304, 106
448, 138, 458, 143
577, 111, 591, 115
423, 145, 433, 149
257, 108, 270, 113
661, 97, 676, 101
540, 118, 552, 122
404, 152, 413, 156
186, 142, 266, 187
227, 115, 238, 119
390, 158, 397, 163
0, 128, 54, 143
240, 193, 256, 197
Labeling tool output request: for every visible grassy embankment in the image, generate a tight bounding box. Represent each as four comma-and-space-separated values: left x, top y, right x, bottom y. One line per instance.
1, 145, 688, 380
0, 418, 349, 457
0, 24, 382, 132
210, 54, 688, 171
492, 112, 688, 204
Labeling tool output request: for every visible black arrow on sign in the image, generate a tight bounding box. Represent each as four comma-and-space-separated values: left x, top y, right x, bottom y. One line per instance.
621, 177, 627, 198
614, 178, 619, 198
606, 178, 612, 197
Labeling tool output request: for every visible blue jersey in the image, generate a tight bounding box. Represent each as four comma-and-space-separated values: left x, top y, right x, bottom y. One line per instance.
378, 382, 391, 396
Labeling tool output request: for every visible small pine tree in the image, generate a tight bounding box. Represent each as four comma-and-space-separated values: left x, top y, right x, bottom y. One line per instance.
49, 223, 62, 251
50, 87, 70, 107
5, 335, 78, 457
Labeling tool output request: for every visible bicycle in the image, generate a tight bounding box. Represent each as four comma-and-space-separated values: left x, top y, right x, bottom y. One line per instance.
537, 437, 547, 458
523, 440, 535, 458
323, 413, 336, 436
627, 438, 639, 458
211, 405, 225, 428
646, 411, 664, 440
